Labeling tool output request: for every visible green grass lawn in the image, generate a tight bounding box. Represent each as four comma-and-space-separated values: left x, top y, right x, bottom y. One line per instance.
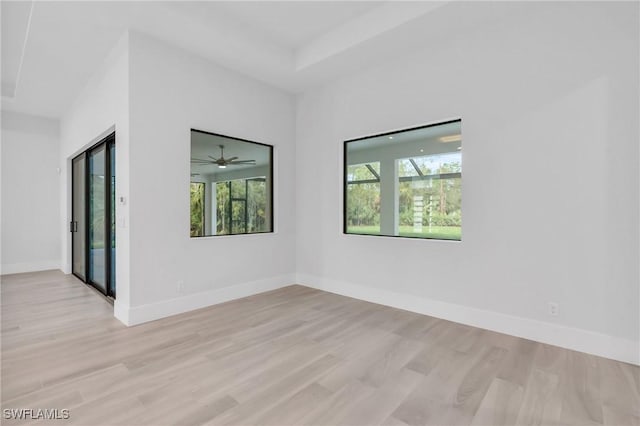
347, 225, 461, 240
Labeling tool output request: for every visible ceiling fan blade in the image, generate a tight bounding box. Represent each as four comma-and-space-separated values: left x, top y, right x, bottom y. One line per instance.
226, 156, 238, 162
229, 160, 256, 165
208, 155, 220, 161
191, 158, 212, 163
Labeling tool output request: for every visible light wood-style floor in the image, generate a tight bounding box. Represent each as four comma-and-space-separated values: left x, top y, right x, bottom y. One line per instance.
1, 270, 638, 426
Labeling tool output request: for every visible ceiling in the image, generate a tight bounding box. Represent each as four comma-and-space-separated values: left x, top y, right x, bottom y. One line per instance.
191, 130, 271, 176
1, 1, 501, 119
193, 2, 383, 49
347, 120, 462, 152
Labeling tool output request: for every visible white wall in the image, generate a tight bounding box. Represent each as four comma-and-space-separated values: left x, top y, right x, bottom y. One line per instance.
1, 111, 61, 274
295, 2, 639, 363
60, 32, 131, 307
124, 32, 296, 323
39, 2, 638, 364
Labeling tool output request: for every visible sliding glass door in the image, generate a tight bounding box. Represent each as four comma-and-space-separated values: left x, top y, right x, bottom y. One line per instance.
109, 143, 116, 297
71, 154, 87, 281
88, 144, 107, 293
71, 133, 115, 298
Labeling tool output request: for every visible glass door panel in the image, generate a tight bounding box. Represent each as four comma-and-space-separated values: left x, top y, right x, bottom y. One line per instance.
231, 179, 247, 234
247, 178, 267, 233
109, 141, 116, 297
231, 200, 246, 234
216, 181, 231, 235
88, 144, 107, 293
72, 153, 86, 280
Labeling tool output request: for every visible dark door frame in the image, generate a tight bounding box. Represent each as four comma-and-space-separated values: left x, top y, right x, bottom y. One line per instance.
71, 132, 116, 299
71, 152, 87, 282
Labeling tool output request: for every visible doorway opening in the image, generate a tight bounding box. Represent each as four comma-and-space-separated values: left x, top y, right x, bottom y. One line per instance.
71, 132, 116, 299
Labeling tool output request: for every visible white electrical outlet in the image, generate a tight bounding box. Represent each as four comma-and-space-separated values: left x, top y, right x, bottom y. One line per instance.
548, 302, 559, 316
177, 280, 185, 294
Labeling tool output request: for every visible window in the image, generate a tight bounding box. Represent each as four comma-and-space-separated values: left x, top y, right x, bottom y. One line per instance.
344, 119, 462, 240
346, 162, 381, 234
190, 182, 205, 237
215, 177, 267, 235
190, 129, 273, 237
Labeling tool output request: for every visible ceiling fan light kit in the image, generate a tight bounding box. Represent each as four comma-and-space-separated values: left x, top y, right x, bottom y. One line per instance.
191, 144, 257, 169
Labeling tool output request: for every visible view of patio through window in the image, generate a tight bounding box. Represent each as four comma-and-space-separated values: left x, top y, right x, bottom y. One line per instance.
344, 119, 462, 241
215, 177, 268, 235
190, 182, 205, 237
190, 129, 273, 237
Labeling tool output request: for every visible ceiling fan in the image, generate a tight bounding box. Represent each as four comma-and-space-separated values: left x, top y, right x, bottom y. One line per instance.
191, 145, 256, 169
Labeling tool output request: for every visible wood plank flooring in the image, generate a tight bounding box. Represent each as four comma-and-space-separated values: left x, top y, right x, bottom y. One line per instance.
1, 270, 638, 426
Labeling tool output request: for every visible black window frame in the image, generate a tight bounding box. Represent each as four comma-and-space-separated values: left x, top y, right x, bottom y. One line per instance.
343, 118, 462, 241
190, 128, 274, 238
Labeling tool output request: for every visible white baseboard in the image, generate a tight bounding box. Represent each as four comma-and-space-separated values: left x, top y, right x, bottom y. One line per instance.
297, 273, 639, 366
1, 261, 61, 275
113, 300, 130, 325
114, 273, 296, 326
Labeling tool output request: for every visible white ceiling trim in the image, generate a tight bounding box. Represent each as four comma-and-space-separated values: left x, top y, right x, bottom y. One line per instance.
1, 0, 34, 100
295, 1, 447, 71
1, 1, 463, 118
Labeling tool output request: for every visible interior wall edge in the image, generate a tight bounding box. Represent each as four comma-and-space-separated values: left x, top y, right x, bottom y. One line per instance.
296, 273, 640, 366
114, 272, 296, 326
